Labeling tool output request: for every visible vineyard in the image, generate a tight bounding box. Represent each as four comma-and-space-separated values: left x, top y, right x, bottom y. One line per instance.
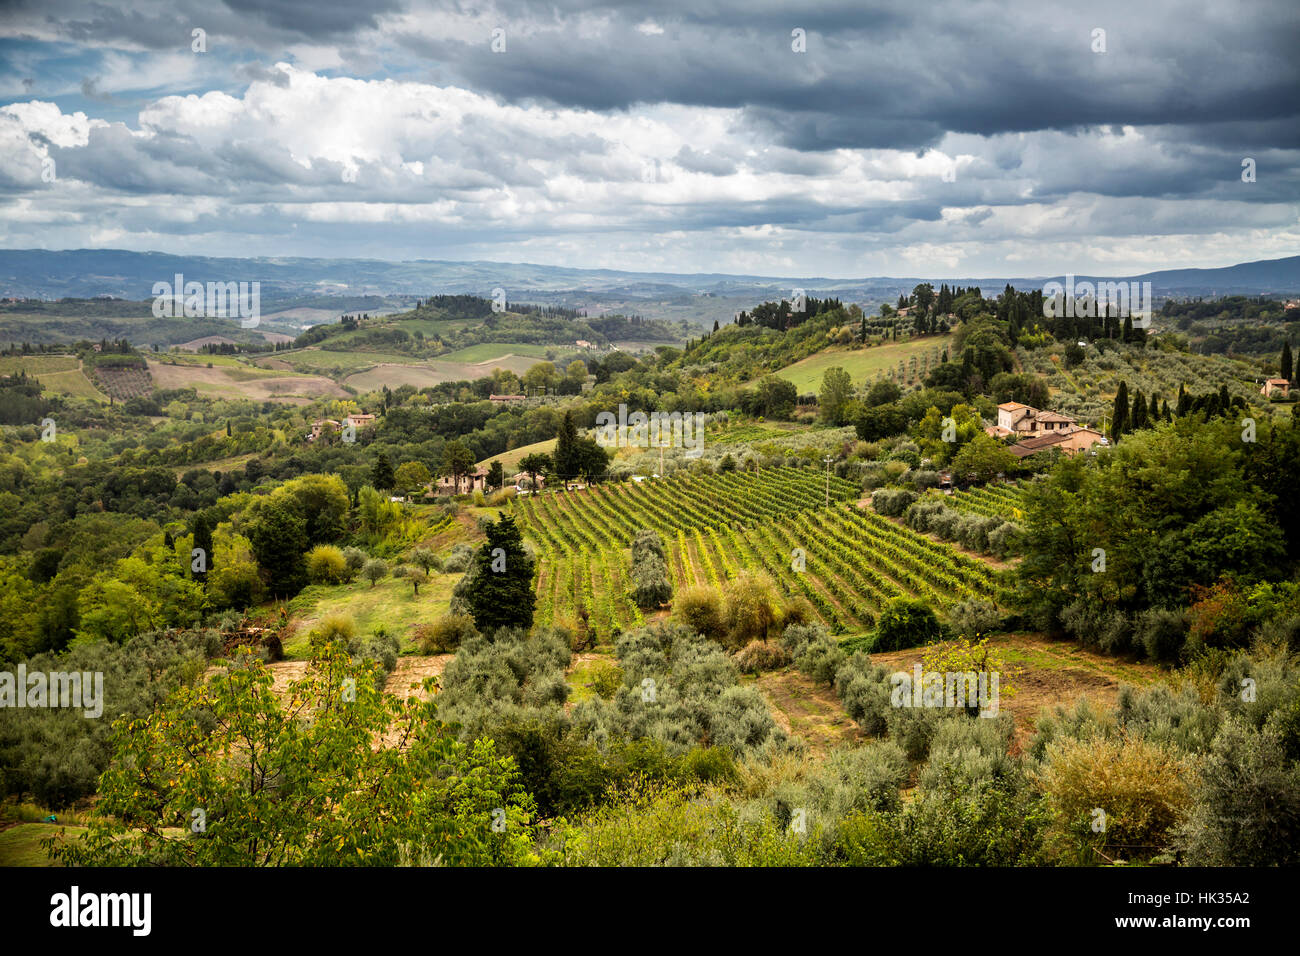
512, 466, 859, 552
944, 483, 1027, 522
518, 468, 1009, 637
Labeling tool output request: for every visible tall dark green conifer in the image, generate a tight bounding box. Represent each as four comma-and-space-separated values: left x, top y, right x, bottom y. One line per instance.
554, 411, 580, 483
1131, 389, 1148, 430
1111, 381, 1130, 443
1282, 341, 1294, 383
466, 514, 536, 635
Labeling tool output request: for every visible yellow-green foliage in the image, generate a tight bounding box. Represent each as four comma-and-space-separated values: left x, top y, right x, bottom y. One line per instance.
1036, 735, 1192, 863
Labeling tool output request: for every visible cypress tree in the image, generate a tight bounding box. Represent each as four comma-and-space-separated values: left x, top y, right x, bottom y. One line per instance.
1111, 381, 1130, 443
1283, 341, 1294, 383
1131, 388, 1148, 430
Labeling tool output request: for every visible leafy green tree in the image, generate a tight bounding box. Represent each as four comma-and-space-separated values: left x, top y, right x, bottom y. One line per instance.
465, 514, 535, 634
486, 460, 505, 491
950, 432, 1018, 486
410, 547, 440, 574
394, 461, 432, 495
518, 452, 552, 491
362, 558, 389, 588
819, 366, 854, 425
46, 643, 540, 866
306, 544, 348, 584
574, 436, 610, 483
754, 376, 797, 419
207, 525, 264, 609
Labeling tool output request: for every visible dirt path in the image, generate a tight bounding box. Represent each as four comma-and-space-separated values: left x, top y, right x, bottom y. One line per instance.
754, 668, 863, 753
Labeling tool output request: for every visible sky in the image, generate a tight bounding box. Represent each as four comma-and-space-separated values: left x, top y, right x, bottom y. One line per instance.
0, 0, 1297, 279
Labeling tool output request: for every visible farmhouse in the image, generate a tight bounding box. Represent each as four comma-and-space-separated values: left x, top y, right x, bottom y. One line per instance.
434, 467, 490, 495
512, 470, 546, 491
1260, 378, 1290, 397
345, 412, 376, 429
308, 419, 340, 441
986, 402, 1104, 457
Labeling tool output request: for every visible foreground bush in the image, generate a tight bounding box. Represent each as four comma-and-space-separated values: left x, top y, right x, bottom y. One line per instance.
46, 643, 541, 866
872, 598, 943, 652
1036, 735, 1192, 864
305, 544, 348, 584
416, 613, 480, 654
735, 640, 792, 675
673, 585, 726, 643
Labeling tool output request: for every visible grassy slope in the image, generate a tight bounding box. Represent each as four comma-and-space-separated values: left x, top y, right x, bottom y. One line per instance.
772, 335, 952, 392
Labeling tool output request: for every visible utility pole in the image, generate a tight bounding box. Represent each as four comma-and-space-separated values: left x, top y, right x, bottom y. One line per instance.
823, 455, 835, 507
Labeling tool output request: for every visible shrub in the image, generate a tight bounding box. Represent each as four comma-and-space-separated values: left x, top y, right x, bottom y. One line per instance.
871, 488, 917, 517
1134, 607, 1189, 662
1037, 735, 1192, 864
948, 598, 1002, 638
918, 715, 1018, 796
441, 543, 474, 573
583, 660, 625, 699
722, 572, 781, 648
631, 529, 667, 564
986, 521, 1023, 558
1026, 697, 1115, 763
927, 507, 962, 541
305, 544, 348, 585
354, 629, 401, 676
872, 598, 943, 652
735, 640, 792, 674
631, 552, 673, 609
309, 613, 357, 648
1117, 682, 1221, 754
833, 653, 893, 736
341, 546, 368, 576
778, 595, 818, 631
415, 613, 480, 654
1174, 718, 1300, 865
673, 585, 726, 643
903, 498, 946, 532
1060, 597, 1133, 654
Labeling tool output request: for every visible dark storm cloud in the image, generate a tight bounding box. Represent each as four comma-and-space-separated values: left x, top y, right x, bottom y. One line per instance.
397, 0, 1300, 153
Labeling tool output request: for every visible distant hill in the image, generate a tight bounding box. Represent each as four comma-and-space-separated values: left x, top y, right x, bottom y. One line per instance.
1, 249, 1297, 329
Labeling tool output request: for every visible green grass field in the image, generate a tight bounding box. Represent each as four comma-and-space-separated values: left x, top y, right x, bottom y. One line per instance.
441, 343, 578, 362
478, 437, 558, 472
283, 573, 460, 657
0, 355, 79, 375
0, 823, 87, 866
772, 335, 952, 392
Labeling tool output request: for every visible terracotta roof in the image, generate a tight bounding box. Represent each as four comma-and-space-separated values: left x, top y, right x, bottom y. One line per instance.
997, 402, 1028, 410
1008, 432, 1071, 457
